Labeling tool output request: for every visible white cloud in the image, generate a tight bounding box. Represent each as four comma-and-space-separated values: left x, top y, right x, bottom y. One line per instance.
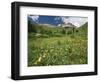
58, 24, 62, 27
61, 17, 88, 27
29, 15, 39, 23
54, 17, 60, 20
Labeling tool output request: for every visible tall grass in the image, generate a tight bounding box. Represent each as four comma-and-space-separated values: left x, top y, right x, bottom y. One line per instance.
28, 21, 88, 66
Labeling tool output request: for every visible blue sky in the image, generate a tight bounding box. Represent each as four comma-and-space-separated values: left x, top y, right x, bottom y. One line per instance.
28, 15, 88, 27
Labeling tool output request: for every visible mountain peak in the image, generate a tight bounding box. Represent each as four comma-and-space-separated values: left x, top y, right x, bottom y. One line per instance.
58, 22, 76, 28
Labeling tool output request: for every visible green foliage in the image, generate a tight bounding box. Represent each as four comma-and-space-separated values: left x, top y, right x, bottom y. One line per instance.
28, 22, 88, 66
67, 30, 72, 35
28, 36, 87, 66
28, 20, 37, 33
76, 29, 79, 33
62, 29, 66, 34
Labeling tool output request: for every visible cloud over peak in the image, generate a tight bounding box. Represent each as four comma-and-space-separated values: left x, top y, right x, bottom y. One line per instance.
61, 17, 88, 27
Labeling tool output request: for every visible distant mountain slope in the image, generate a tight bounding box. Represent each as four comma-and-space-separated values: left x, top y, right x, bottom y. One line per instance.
28, 20, 62, 34
78, 22, 88, 32
77, 22, 88, 36
60, 22, 77, 28
28, 18, 88, 38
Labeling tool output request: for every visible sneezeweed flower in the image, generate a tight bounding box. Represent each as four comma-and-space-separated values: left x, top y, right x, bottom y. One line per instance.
55, 53, 57, 55
50, 49, 53, 52
65, 48, 68, 51
43, 53, 46, 58
45, 50, 48, 52
37, 56, 42, 62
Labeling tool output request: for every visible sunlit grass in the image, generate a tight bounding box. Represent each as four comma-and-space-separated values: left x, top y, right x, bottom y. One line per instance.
28, 22, 88, 66
28, 35, 87, 66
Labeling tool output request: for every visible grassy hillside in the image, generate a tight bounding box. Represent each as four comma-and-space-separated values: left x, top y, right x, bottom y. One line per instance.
76, 23, 88, 37
28, 21, 88, 66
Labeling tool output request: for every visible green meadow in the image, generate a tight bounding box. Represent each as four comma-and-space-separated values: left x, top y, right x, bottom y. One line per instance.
28, 20, 88, 66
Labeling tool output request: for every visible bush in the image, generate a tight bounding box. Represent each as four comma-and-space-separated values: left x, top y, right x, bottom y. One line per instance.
57, 40, 61, 45
76, 30, 79, 33
28, 20, 37, 33
67, 30, 72, 35
62, 29, 66, 34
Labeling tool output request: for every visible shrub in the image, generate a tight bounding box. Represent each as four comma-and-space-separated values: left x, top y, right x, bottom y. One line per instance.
28, 20, 37, 33
76, 29, 79, 33
67, 30, 72, 35
57, 40, 61, 45
62, 29, 66, 34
